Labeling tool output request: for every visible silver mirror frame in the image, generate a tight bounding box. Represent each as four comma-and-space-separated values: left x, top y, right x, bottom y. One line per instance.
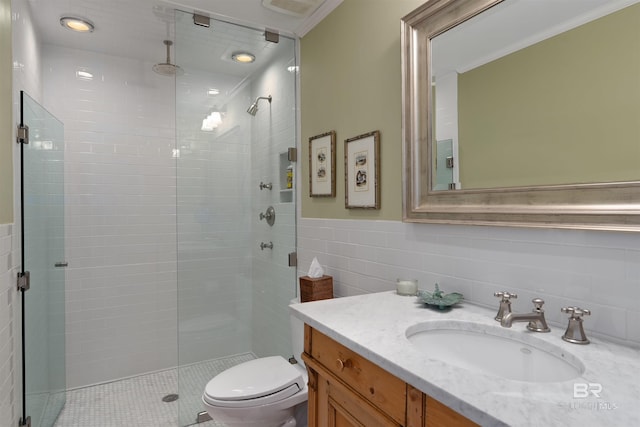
401, 0, 640, 232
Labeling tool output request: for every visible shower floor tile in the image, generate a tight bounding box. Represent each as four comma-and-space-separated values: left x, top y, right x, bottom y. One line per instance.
53, 353, 255, 427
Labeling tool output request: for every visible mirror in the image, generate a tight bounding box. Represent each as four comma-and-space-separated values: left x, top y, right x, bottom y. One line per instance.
401, 0, 640, 231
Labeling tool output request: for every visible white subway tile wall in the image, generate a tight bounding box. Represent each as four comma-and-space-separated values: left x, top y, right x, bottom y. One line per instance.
175, 66, 254, 366
10, 0, 44, 422
42, 45, 179, 388
250, 45, 298, 360
39, 38, 299, 388
297, 218, 640, 347
0, 225, 16, 427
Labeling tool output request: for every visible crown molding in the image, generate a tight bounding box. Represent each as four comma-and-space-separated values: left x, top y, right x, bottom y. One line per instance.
295, 0, 343, 37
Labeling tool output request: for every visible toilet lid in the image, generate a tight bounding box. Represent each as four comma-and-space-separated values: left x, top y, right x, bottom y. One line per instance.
203, 356, 305, 408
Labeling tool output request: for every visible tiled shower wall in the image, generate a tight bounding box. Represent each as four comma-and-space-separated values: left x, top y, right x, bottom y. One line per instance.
250, 44, 298, 360
43, 45, 178, 388
40, 37, 299, 387
298, 218, 640, 347
175, 66, 254, 366
10, 0, 44, 421
0, 225, 16, 427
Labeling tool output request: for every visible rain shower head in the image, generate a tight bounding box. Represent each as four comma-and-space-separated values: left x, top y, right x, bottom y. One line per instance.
153, 40, 183, 76
247, 95, 272, 116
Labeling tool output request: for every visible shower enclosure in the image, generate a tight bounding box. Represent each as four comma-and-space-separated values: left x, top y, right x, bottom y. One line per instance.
174, 11, 298, 425
20, 3, 298, 426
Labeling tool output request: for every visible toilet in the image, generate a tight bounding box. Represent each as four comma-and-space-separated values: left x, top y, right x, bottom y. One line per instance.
202, 299, 308, 427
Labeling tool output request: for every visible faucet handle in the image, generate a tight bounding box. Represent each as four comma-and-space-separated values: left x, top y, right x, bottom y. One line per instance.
561, 306, 591, 318
494, 291, 517, 321
561, 307, 591, 344
494, 291, 517, 301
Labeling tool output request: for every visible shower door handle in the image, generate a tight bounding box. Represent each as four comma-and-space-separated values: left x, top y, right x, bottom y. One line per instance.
54, 262, 68, 268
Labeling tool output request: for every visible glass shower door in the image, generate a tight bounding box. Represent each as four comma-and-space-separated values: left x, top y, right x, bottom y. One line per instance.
20, 91, 66, 427
175, 11, 298, 426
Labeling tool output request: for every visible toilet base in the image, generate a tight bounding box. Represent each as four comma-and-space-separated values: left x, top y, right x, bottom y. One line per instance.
203, 400, 307, 427
293, 401, 308, 427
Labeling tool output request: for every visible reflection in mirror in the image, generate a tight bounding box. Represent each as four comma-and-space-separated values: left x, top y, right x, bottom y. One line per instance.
430, 0, 640, 191
401, 0, 640, 231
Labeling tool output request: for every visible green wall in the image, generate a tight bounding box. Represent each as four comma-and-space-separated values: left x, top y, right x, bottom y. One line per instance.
300, 0, 422, 220
458, 4, 640, 189
0, 0, 11, 223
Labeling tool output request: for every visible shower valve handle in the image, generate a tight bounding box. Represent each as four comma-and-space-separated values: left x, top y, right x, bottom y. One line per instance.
259, 206, 276, 226
259, 211, 272, 220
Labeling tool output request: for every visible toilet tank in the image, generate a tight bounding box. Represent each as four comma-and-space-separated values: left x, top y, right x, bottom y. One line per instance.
289, 298, 305, 368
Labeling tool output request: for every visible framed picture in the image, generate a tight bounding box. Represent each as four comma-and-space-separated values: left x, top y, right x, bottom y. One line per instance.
345, 130, 380, 209
309, 131, 336, 197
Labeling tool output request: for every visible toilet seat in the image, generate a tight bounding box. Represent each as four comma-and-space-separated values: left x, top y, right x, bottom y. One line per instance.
203, 356, 305, 408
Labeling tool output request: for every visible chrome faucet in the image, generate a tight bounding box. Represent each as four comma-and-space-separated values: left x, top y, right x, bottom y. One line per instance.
561, 307, 591, 344
500, 298, 550, 332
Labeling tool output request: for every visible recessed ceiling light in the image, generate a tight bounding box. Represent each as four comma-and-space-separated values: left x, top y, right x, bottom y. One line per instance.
60, 16, 94, 33
231, 52, 255, 64
207, 88, 220, 96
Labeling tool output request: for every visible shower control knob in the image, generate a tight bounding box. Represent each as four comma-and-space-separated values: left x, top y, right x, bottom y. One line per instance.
260, 242, 274, 251
259, 206, 276, 226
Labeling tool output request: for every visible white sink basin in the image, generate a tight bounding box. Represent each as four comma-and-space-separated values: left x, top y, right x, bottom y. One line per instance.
406, 321, 584, 383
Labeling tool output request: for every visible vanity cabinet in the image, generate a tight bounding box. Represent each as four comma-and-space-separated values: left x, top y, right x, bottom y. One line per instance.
302, 325, 478, 427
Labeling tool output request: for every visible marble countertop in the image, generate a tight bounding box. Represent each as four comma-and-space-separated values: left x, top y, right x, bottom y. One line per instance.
290, 291, 640, 427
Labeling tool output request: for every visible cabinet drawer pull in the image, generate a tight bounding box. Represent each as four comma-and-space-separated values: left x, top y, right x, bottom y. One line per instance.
336, 358, 353, 371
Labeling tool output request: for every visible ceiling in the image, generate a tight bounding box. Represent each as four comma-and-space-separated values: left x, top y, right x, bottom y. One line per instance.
24, 0, 341, 134
26, 0, 341, 65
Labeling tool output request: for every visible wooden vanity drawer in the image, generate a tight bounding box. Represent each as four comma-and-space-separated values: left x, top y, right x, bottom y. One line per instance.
308, 328, 406, 425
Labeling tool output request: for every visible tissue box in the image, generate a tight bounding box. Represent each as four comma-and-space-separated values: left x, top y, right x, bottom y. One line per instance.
299, 275, 333, 302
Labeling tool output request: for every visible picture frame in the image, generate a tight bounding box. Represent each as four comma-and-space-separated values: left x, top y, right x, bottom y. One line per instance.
345, 130, 380, 209
309, 131, 336, 197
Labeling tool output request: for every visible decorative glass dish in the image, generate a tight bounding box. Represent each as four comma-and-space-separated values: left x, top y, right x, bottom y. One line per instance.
417, 284, 463, 309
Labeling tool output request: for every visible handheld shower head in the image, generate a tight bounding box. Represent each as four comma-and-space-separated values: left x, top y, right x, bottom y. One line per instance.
247, 95, 272, 116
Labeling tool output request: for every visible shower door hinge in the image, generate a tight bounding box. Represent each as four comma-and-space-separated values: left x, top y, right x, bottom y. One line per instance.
19, 416, 31, 427
196, 411, 212, 423
17, 124, 29, 144
265, 29, 279, 43
446, 156, 454, 168
193, 13, 210, 28
17, 271, 30, 292
287, 147, 297, 162
288, 252, 297, 267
